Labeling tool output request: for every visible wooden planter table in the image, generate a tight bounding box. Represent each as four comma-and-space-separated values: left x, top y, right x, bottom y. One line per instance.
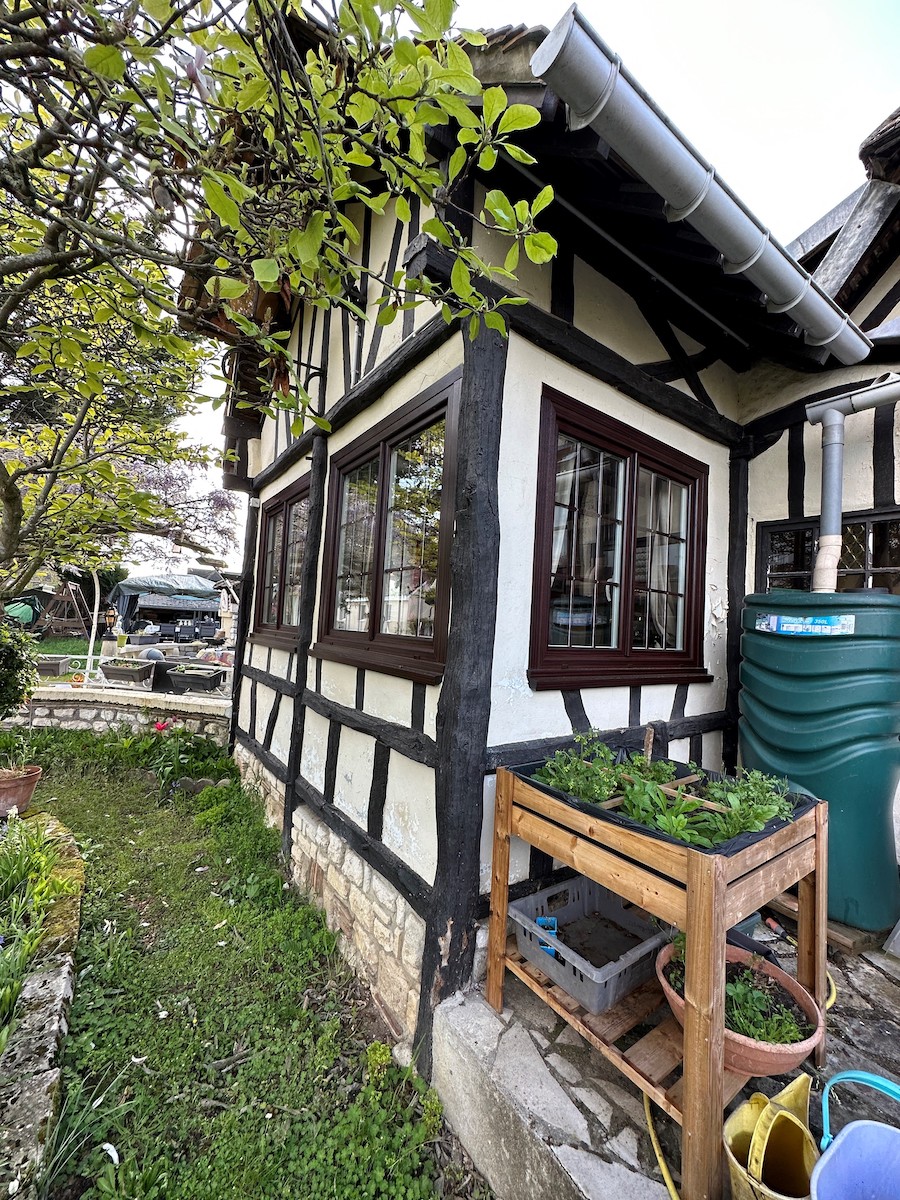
486, 767, 828, 1200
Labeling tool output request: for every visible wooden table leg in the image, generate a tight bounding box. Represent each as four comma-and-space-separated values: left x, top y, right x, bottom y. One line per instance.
486, 767, 513, 1013
682, 852, 727, 1200
797, 803, 828, 1068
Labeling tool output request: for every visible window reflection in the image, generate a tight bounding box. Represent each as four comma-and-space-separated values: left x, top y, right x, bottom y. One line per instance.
334, 459, 379, 631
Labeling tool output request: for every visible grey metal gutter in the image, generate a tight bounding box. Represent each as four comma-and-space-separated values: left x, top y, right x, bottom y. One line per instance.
531, 6, 873, 366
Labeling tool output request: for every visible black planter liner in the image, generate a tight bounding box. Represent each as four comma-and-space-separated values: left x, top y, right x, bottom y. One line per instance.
169, 668, 225, 693
512, 750, 819, 858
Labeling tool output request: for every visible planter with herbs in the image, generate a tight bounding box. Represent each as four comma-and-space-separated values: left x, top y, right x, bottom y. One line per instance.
517, 732, 817, 855
168, 665, 225, 693
487, 732, 829, 1200
99, 657, 154, 684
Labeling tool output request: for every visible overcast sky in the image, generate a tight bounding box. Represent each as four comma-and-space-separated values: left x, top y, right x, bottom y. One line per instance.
456, 0, 900, 244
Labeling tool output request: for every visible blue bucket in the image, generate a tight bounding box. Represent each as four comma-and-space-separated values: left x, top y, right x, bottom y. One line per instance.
811, 1071, 900, 1200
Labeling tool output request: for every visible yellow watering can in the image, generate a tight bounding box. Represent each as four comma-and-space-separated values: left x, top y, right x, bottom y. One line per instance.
724, 1075, 819, 1200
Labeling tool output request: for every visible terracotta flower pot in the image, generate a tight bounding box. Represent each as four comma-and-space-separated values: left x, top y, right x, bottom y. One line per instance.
0, 765, 43, 819
656, 942, 824, 1076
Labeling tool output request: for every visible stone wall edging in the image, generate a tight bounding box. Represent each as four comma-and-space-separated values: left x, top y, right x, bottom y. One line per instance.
233, 745, 426, 1051
3, 690, 230, 746
0, 814, 85, 1200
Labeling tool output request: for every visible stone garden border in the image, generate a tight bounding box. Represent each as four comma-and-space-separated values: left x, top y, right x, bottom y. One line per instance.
0, 814, 85, 1200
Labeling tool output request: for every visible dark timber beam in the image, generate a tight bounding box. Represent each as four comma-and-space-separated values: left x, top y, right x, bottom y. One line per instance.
723, 453, 749, 772
282, 432, 328, 855
414, 323, 509, 1074
253, 315, 457, 493
406, 237, 743, 448
230, 500, 261, 753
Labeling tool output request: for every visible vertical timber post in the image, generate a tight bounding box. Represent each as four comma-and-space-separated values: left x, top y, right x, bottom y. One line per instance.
414, 323, 508, 1073
282, 431, 329, 857
230, 497, 260, 753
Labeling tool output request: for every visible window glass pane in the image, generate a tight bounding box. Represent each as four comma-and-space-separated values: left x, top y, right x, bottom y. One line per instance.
872, 520, 900, 570
548, 435, 624, 648
334, 458, 379, 632
262, 511, 284, 624
283, 496, 309, 626
380, 419, 444, 638
840, 523, 866, 571
632, 469, 686, 651
769, 575, 808, 590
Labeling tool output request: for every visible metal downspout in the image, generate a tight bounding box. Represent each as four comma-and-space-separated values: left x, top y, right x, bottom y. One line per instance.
530, 5, 873, 366
806, 374, 900, 591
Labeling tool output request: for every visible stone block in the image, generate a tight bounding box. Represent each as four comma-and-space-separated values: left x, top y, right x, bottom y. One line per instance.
347, 884, 375, 932
53, 708, 74, 719
372, 901, 393, 928
401, 912, 426, 973
372, 918, 396, 954
325, 864, 351, 901
0, 1068, 62, 1193
32, 707, 49, 717
79, 709, 97, 720
99, 709, 116, 722
343, 851, 364, 888
553, 1147, 668, 1199
32, 718, 53, 727
374, 959, 414, 1039
327, 830, 346, 869
371, 873, 397, 913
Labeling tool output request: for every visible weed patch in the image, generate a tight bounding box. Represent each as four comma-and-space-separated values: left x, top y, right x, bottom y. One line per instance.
25, 734, 489, 1199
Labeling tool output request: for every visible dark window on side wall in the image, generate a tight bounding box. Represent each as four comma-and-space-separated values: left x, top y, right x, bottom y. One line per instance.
757, 509, 900, 594
254, 477, 310, 642
314, 372, 460, 683
529, 388, 710, 690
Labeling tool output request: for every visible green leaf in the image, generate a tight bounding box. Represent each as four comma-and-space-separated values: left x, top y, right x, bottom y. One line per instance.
498, 104, 541, 135
450, 256, 473, 300
395, 196, 411, 223
504, 145, 540, 166
484, 189, 516, 231
484, 310, 507, 335
201, 176, 241, 231
142, 0, 172, 21
447, 147, 467, 183
83, 44, 127, 81
531, 185, 554, 217
376, 304, 397, 326
204, 277, 249, 300
422, 218, 451, 247
251, 259, 280, 285
478, 146, 497, 171
482, 86, 506, 129
459, 28, 487, 46
236, 77, 269, 112
524, 232, 558, 264
504, 242, 520, 273
290, 211, 326, 264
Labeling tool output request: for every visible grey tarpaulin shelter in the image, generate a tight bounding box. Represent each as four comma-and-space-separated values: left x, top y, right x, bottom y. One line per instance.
108, 574, 219, 629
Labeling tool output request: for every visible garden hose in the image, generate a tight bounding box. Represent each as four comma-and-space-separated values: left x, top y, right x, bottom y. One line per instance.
764, 917, 838, 1010
644, 1092, 681, 1200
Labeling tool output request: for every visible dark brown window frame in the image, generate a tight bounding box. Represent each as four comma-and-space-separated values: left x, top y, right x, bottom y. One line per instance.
755, 505, 900, 593
528, 387, 711, 690
313, 369, 461, 684
252, 474, 310, 649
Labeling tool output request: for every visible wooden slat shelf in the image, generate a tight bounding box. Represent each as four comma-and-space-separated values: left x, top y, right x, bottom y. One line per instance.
486, 767, 829, 1200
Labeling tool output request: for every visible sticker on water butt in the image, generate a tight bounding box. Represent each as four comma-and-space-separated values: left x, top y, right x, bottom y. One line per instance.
754, 613, 856, 636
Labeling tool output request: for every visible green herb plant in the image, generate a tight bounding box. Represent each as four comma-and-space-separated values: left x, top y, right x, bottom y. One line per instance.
0, 622, 38, 721
534, 730, 795, 848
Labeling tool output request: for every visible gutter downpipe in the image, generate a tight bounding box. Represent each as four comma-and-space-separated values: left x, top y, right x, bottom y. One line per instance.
530, 6, 873, 366
806, 373, 900, 591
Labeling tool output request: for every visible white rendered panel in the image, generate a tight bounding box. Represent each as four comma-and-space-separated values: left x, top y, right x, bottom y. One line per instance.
300, 709, 330, 793
332, 727, 376, 828
381, 753, 437, 884
572, 257, 666, 364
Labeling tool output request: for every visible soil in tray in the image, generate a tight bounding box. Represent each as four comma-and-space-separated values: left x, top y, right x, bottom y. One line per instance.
557, 912, 644, 968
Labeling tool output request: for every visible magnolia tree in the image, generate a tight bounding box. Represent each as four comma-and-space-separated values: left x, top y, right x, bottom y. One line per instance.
0, 0, 555, 392
0, 0, 555, 595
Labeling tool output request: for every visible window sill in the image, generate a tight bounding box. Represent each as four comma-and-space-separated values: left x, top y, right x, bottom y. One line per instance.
250, 630, 299, 651
311, 640, 445, 685
527, 662, 714, 691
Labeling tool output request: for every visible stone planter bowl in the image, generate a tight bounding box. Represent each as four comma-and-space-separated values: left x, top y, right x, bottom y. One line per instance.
656, 942, 824, 1076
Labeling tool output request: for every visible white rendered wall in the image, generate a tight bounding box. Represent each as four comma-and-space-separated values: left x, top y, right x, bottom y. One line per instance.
488, 332, 731, 749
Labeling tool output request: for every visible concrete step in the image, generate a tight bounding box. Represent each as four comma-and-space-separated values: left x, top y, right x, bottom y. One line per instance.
432, 977, 674, 1200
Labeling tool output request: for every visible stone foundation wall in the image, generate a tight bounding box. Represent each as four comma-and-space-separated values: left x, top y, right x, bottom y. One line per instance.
4, 688, 230, 745
233, 744, 424, 1049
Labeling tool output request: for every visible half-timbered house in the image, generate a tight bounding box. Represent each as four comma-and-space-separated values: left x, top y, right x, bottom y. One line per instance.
220, 9, 900, 1063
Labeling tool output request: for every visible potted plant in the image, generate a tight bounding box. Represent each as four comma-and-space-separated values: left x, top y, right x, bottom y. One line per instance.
100, 657, 155, 684
168, 664, 225, 693
36, 654, 71, 676
0, 732, 42, 818
656, 938, 824, 1075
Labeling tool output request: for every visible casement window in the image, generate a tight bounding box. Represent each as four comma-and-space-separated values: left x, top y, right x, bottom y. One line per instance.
254, 477, 310, 643
757, 509, 900, 594
314, 373, 460, 682
529, 388, 710, 689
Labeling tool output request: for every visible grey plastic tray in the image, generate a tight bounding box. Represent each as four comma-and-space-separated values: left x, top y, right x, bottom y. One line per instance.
508, 876, 669, 1015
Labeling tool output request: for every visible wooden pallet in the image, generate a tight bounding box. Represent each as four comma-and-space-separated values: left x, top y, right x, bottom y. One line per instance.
767, 891, 884, 955
505, 938, 750, 1124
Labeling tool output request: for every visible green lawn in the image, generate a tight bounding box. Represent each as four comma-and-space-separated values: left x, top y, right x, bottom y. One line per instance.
34, 637, 92, 658
9, 730, 488, 1200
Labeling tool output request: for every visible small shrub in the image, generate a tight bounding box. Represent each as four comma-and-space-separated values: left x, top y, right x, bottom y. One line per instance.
0, 622, 39, 720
